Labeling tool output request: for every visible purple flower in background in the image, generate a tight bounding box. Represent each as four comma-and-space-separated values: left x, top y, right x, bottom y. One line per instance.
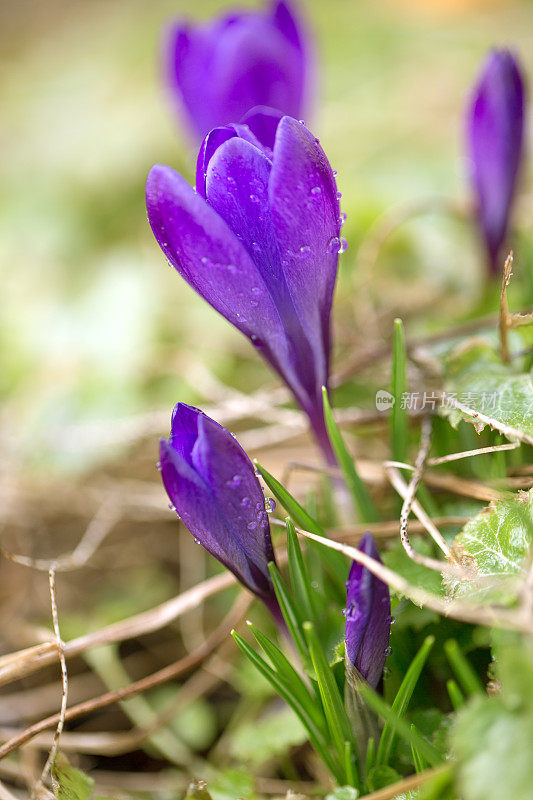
160, 403, 279, 616
164, 0, 311, 140
345, 533, 391, 689
146, 111, 343, 462
467, 48, 526, 275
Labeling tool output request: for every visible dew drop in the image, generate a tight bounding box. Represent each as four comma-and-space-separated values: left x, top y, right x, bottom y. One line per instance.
339, 237, 348, 253
250, 300, 258, 308
326, 236, 341, 254
168, 503, 176, 512
240, 496, 250, 507
298, 119, 306, 125
265, 497, 276, 513
252, 242, 261, 252
385, 646, 393, 656
299, 244, 311, 256
251, 286, 261, 294
333, 169, 338, 177
249, 193, 260, 203
310, 186, 321, 196
247, 521, 257, 530
156, 461, 162, 471
336, 190, 342, 199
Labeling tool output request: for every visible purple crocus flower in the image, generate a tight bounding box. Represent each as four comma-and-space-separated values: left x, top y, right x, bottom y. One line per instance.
467, 48, 525, 275
164, 0, 311, 140
160, 402, 280, 617
345, 533, 391, 689
146, 110, 343, 462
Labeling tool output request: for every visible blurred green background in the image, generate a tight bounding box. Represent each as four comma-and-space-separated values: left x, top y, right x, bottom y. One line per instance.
2, 0, 532, 470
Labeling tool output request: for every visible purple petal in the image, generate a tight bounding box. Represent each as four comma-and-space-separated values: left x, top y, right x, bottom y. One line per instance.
196, 124, 270, 199
210, 18, 301, 120
269, 116, 341, 391
160, 404, 276, 604
241, 106, 284, 152
205, 136, 323, 414
146, 164, 290, 357
345, 533, 391, 689
467, 49, 525, 272
271, 0, 304, 51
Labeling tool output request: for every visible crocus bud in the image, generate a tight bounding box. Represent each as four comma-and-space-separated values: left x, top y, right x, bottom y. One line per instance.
467, 48, 525, 275
345, 533, 391, 689
160, 403, 279, 616
164, 0, 311, 140
146, 112, 343, 462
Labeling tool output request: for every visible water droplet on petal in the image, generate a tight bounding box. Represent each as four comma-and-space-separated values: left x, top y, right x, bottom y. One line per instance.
336, 191, 342, 199
299, 245, 311, 256
247, 521, 257, 531
339, 237, 348, 253
249, 194, 260, 204
265, 497, 276, 513
298, 119, 306, 125
240, 496, 250, 507
310, 186, 321, 196
326, 236, 341, 254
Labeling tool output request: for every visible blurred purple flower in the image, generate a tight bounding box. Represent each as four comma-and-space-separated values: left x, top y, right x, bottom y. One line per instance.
164, 0, 312, 140
345, 533, 391, 689
467, 48, 526, 275
146, 111, 343, 461
160, 402, 279, 616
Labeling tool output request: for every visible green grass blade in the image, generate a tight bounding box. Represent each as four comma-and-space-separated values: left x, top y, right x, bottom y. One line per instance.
267, 561, 308, 664
344, 740, 359, 789
322, 386, 380, 523
247, 622, 324, 730
376, 635, 435, 766
303, 621, 354, 767
286, 517, 318, 622
255, 462, 325, 536
231, 630, 342, 782
446, 678, 465, 710
256, 462, 347, 592
365, 736, 376, 777
391, 318, 408, 463
444, 639, 484, 696
358, 681, 442, 768
410, 724, 427, 774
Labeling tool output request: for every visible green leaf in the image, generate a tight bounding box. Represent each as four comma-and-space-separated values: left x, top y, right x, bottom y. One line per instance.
452, 639, 533, 800
322, 386, 379, 522
391, 318, 409, 463
53, 754, 94, 800
367, 764, 402, 792
446, 490, 533, 605
326, 787, 359, 800
209, 769, 255, 800
229, 706, 307, 766
440, 340, 533, 441
376, 635, 435, 765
